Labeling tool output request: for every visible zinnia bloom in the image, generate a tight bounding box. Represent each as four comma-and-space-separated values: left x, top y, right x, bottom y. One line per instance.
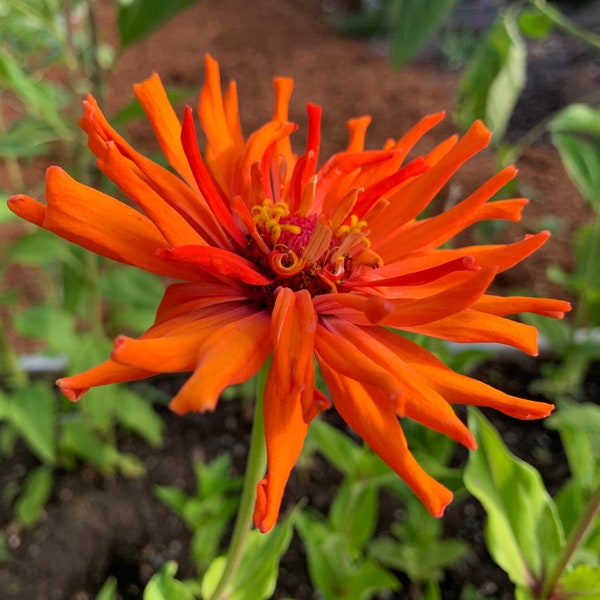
9, 55, 569, 533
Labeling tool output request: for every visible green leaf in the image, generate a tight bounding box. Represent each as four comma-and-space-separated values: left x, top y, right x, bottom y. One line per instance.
329, 478, 378, 550
551, 132, 600, 209
202, 516, 294, 600
518, 7, 555, 40
549, 103, 600, 136
3, 229, 78, 269
546, 402, 600, 491
456, 8, 526, 141
96, 576, 118, 600
14, 464, 53, 528
464, 409, 564, 588
295, 511, 399, 600
8, 383, 56, 464
13, 304, 77, 355
388, 0, 460, 67
558, 565, 600, 599
143, 561, 195, 600
117, 0, 198, 47
0, 117, 60, 158
114, 388, 164, 447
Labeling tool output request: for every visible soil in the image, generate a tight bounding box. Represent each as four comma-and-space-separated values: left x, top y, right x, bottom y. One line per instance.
1, 0, 600, 599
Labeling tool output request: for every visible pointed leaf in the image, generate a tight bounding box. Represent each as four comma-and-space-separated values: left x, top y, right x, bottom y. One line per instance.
464, 409, 564, 588
15, 465, 53, 528
143, 561, 195, 600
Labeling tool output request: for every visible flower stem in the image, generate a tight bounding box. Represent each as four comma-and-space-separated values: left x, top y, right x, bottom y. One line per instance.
539, 481, 600, 598
207, 366, 268, 600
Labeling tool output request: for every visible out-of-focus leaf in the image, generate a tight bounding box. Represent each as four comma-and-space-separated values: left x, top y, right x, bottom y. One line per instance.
456, 8, 526, 141
96, 576, 118, 600
114, 388, 164, 447
549, 103, 600, 136
558, 565, 600, 598
144, 561, 195, 600
3, 229, 78, 270
388, 0, 460, 67
15, 465, 53, 528
0, 118, 60, 158
117, 0, 198, 47
464, 409, 564, 588
518, 7, 555, 40
7, 383, 56, 464
13, 304, 77, 355
202, 516, 294, 600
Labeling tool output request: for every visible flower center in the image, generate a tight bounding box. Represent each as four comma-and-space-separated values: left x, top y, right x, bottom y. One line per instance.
246, 198, 382, 310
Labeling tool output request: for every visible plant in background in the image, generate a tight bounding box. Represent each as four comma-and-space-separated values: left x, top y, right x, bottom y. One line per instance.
8, 50, 572, 597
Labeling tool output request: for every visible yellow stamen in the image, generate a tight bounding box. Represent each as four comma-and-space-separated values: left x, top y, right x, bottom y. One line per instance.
251, 199, 300, 245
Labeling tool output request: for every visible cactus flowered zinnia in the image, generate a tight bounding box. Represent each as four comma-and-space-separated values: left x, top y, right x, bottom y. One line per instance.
8, 55, 569, 533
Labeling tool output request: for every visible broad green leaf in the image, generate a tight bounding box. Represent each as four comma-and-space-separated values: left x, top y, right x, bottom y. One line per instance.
14, 464, 53, 527
0, 118, 59, 158
8, 383, 56, 464
13, 304, 77, 355
329, 478, 378, 550
114, 388, 164, 447
202, 517, 294, 600
3, 229, 78, 269
456, 8, 526, 141
144, 561, 195, 600
388, 0, 460, 67
117, 0, 198, 47
96, 576, 118, 600
464, 409, 564, 587
0, 195, 18, 223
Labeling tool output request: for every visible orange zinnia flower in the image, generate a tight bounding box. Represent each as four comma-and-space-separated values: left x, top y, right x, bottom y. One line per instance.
9, 55, 569, 533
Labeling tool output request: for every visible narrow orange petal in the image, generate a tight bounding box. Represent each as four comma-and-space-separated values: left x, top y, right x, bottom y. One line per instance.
380, 166, 517, 258
473, 295, 571, 319
390, 111, 446, 163
169, 311, 271, 414
380, 331, 554, 419
133, 72, 196, 188
7, 194, 46, 226
97, 142, 205, 247
56, 360, 156, 401
370, 120, 492, 239
404, 309, 539, 355
319, 362, 453, 518
346, 116, 372, 152
254, 289, 318, 533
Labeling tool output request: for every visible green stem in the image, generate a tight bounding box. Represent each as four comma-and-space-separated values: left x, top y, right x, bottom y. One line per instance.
539, 481, 600, 598
207, 366, 269, 600
529, 0, 600, 52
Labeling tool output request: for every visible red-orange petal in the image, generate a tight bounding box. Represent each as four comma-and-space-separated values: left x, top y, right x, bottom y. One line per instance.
254, 289, 317, 532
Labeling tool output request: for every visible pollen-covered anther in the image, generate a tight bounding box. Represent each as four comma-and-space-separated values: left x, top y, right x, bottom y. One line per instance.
268, 247, 307, 278
353, 248, 383, 269
251, 199, 301, 246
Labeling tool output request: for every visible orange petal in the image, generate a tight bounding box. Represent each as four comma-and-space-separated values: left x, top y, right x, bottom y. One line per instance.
370, 120, 492, 239
378, 331, 554, 419
7, 194, 46, 226
169, 311, 271, 414
97, 142, 205, 247
473, 295, 571, 319
133, 72, 196, 188
315, 320, 402, 401
319, 362, 453, 518
381, 166, 517, 257
254, 289, 318, 532
404, 309, 540, 355
41, 167, 195, 281
346, 116, 372, 153
156, 244, 273, 285
325, 320, 475, 447
57, 359, 156, 401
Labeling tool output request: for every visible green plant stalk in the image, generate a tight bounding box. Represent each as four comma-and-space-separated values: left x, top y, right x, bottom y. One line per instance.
0, 94, 25, 190
573, 210, 600, 331
539, 480, 600, 598
0, 322, 28, 389
529, 0, 600, 51
207, 365, 269, 600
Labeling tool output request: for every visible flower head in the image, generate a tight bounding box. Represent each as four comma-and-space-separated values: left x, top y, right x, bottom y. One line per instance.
9, 55, 570, 532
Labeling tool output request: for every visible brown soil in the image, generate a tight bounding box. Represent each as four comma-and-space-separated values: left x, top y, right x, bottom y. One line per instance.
1, 0, 600, 599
